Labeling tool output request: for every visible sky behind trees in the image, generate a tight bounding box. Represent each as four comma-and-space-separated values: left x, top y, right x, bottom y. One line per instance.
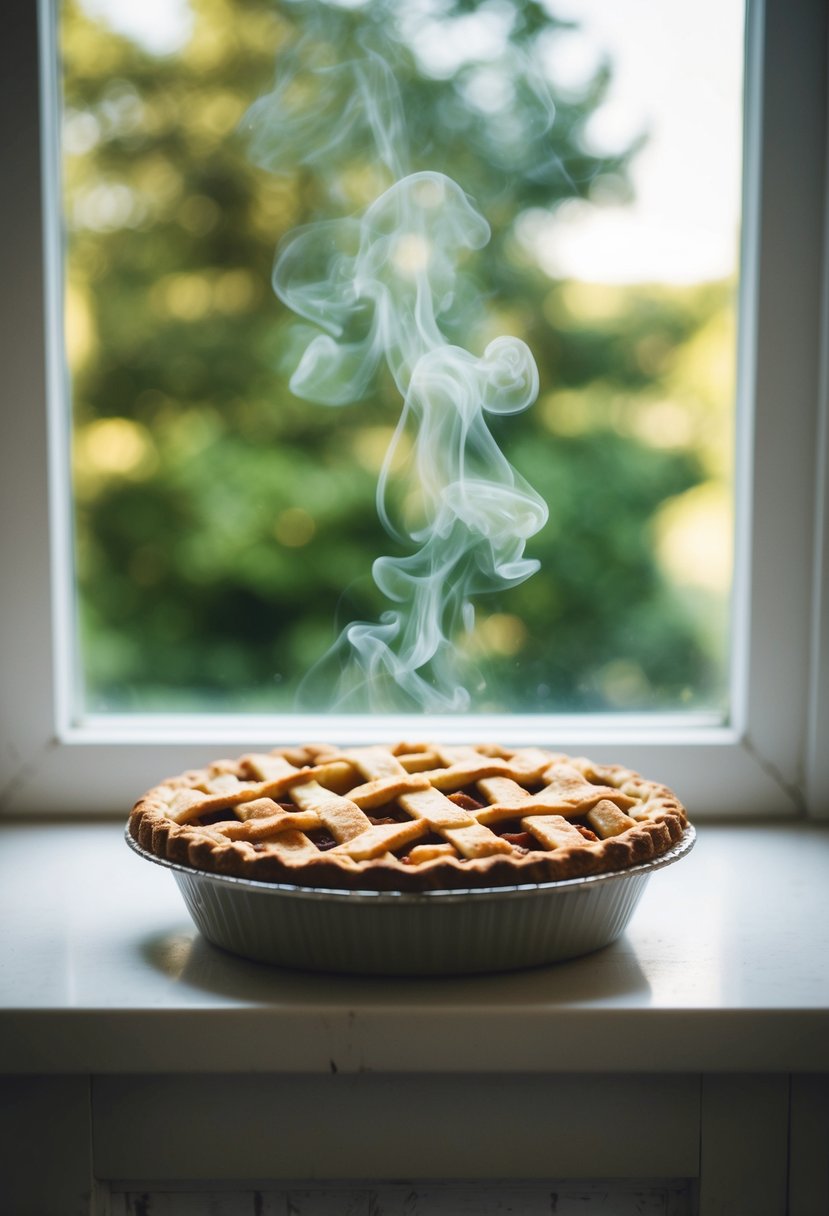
77, 0, 745, 283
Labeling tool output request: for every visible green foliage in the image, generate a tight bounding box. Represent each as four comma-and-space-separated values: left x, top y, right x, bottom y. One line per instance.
64, 0, 731, 714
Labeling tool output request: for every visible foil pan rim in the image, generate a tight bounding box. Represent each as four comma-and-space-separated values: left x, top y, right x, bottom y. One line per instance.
125, 822, 695, 903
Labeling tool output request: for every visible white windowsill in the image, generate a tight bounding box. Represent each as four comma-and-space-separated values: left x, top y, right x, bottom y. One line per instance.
2, 819, 827, 1076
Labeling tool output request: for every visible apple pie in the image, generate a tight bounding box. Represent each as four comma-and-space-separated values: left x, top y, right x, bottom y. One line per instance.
128, 742, 689, 891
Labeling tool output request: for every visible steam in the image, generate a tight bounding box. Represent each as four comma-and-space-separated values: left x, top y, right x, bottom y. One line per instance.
246, 22, 549, 711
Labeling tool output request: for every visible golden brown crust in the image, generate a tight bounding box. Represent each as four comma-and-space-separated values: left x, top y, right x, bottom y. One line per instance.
128, 743, 689, 892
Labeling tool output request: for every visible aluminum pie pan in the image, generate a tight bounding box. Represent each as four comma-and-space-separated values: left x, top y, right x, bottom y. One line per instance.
127, 824, 695, 976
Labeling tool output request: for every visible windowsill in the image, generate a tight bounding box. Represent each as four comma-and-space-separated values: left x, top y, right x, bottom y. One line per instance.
2, 820, 828, 1076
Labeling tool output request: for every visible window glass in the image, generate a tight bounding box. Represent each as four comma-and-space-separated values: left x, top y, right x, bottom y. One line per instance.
60, 0, 744, 716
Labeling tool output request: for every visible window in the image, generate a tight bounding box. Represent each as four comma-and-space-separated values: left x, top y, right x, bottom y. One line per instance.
0, 0, 826, 815
61, 0, 742, 725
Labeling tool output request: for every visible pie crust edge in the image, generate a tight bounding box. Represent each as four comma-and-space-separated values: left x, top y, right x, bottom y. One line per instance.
128, 743, 689, 892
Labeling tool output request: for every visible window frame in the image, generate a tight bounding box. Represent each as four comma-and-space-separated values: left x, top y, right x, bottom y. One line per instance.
0, 0, 826, 818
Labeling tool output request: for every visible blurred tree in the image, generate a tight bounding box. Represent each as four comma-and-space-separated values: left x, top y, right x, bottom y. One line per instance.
62, 0, 729, 714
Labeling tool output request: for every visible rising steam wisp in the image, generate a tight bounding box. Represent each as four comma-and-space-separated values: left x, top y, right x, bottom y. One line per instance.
246, 28, 549, 711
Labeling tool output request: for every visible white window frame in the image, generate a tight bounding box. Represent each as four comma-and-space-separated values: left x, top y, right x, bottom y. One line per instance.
0, 0, 826, 817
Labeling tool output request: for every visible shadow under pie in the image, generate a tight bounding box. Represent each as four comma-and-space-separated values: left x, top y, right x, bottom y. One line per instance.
138, 925, 652, 1003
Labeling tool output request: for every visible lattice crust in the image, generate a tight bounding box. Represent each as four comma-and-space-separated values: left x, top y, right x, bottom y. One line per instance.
128, 743, 689, 891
